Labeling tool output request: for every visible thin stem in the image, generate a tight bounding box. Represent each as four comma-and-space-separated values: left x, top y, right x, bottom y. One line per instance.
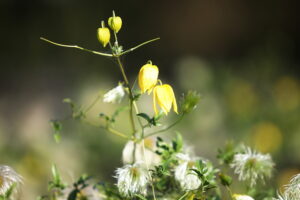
115, 56, 136, 134
120, 38, 160, 56
141, 140, 157, 200
145, 114, 184, 138
40, 37, 113, 57
82, 93, 102, 114
225, 186, 233, 200
178, 191, 189, 200
80, 119, 130, 139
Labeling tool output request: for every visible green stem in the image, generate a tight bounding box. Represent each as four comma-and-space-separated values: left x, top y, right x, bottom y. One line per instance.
178, 191, 189, 200
40, 37, 113, 57
225, 186, 233, 200
145, 114, 184, 138
82, 93, 102, 114
80, 119, 130, 139
120, 38, 160, 56
115, 56, 136, 135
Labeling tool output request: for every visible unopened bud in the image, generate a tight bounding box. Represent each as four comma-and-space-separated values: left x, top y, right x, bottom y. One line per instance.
108, 16, 122, 33
97, 22, 110, 47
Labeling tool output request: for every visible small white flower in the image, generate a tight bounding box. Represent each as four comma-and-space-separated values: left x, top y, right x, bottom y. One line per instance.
233, 194, 255, 200
103, 84, 125, 103
174, 153, 201, 191
230, 146, 274, 187
0, 165, 22, 195
122, 138, 161, 167
115, 162, 149, 197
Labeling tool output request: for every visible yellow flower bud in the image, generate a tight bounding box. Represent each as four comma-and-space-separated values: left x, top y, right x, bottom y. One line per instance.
108, 16, 122, 33
138, 63, 159, 94
97, 27, 110, 47
153, 84, 178, 115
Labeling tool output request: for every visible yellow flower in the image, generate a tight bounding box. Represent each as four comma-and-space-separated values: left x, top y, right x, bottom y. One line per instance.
97, 27, 110, 47
232, 194, 254, 200
153, 84, 178, 115
138, 63, 159, 94
108, 16, 122, 33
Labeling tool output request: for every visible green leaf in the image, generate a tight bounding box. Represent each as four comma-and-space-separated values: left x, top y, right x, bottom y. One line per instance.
137, 113, 152, 123
134, 194, 148, 200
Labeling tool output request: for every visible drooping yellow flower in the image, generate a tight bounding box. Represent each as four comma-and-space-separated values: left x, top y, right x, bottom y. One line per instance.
153, 84, 178, 115
108, 16, 122, 33
97, 27, 110, 47
138, 63, 159, 94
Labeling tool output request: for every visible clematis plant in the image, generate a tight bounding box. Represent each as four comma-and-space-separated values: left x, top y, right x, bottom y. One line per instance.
33, 10, 299, 200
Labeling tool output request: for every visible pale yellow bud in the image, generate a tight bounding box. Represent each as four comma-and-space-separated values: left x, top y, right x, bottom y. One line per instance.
233, 194, 254, 200
108, 16, 122, 33
153, 84, 178, 115
138, 63, 159, 94
97, 27, 110, 47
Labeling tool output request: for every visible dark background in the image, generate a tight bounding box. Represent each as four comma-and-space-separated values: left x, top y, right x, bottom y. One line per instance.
0, 0, 299, 198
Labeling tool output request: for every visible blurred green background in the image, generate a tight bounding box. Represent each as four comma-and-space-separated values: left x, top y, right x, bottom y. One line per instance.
0, 0, 299, 199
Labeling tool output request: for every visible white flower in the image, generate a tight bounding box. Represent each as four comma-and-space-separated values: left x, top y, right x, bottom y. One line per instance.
233, 194, 255, 200
122, 138, 161, 167
115, 162, 149, 197
230, 146, 274, 187
174, 153, 201, 191
0, 165, 22, 195
103, 84, 125, 103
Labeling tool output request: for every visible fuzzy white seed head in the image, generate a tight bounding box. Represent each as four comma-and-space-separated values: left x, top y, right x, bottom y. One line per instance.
275, 173, 300, 200
230, 146, 274, 187
174, 153, 201, 191
103, 85, 125, 103
122, 139, 161, 167
0, 165, 22, 195
115, 162, 149, 197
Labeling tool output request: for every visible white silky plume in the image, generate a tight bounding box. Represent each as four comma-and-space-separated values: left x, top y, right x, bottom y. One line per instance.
115, 162, 149, 197
0, 165, 22, 195
233, 194, 255, 200
274, 173, 300, 200
174, 153, 201, 191
122, 139, 161, 167
230, 146, 274, 187
103, 84, 125, 103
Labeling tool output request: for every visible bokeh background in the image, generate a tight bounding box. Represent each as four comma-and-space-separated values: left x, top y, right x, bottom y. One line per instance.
1, 0, 300, 199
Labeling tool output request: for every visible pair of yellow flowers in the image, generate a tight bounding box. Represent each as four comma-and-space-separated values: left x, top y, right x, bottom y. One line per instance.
97, 15, 122, 47
138, 63, 178, 115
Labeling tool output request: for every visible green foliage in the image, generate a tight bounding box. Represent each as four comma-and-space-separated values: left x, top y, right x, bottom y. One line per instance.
217, 141, 237, 165
48, 164, 66, 191
0, 183, 16, 200
180, 91, 201, 114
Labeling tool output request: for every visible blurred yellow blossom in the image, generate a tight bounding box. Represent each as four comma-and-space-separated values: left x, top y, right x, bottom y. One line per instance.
227, 80, 258, 116
273, 76, 300, 112
252, 122, 282, 153
153, 84, 178, 115
138, 63, 159, 94
232, 194, 254, 200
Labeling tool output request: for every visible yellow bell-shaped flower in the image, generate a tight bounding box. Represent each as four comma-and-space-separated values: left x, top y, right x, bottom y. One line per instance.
138, 63, 159, 94
108, 16, 122, 33
153, 84, 178, 115
97, 27, 110, 47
